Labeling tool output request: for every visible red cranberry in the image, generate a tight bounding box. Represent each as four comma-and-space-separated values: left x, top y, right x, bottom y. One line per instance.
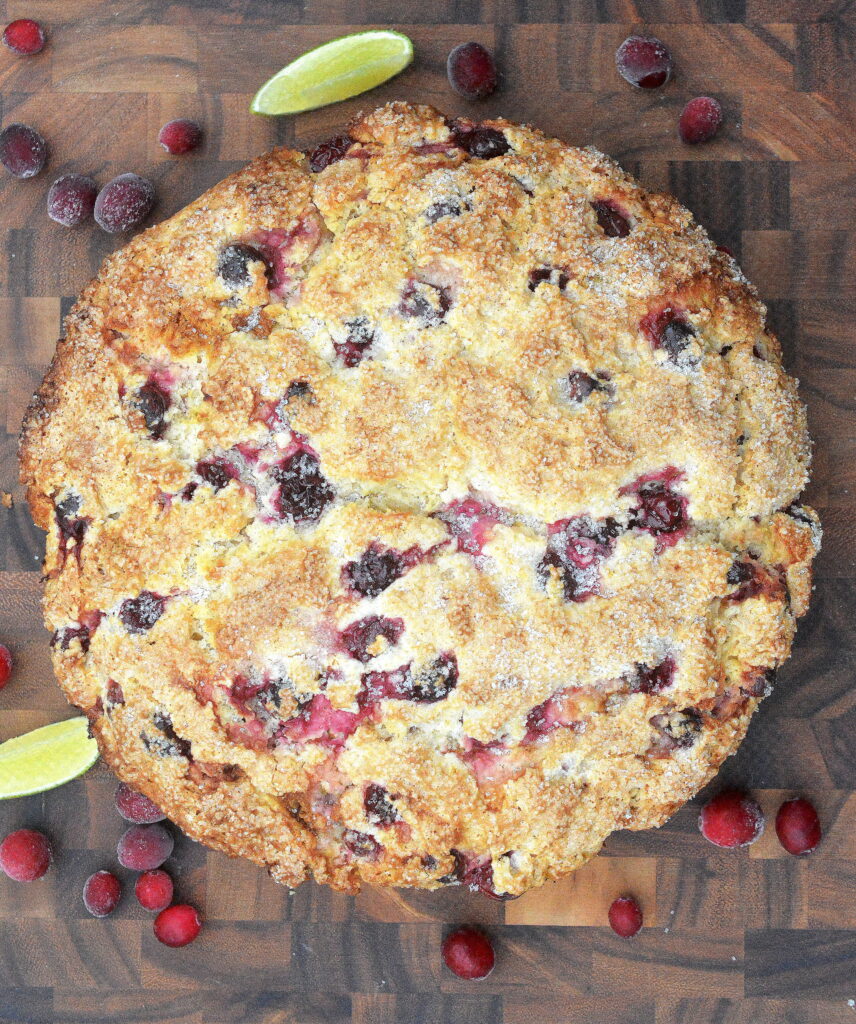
340, 615, 405, 663
308, 135, 352, 173
447, 42, 498, 100
83, 870, 121, 917
158, 118, 203, 155
196, 457, 236, 492
775, 798, 821, 856
135, 868, 173, 911
154, 903, 202, 947
47, 173, 97, 227
334, 317, 375, 367
592, 199, 630, 238
538, 516, 620, 602
117, 824, 174, 870
115, 782, 166, 824
0, 123, 47, 178
0, 828, 52, 881
631, 657, 675, 695
451, 122, 510, 159
364, 783, 399, 826
271, 449, 335, 526
119, 591, 166, 634
616, 35, 674, 89
442, 927, 495, 979
0, 644, 13, 688
2, 18, 46, 55
94, 173, 155, 233
411, 652, 458, 703
699, 791, 764, 848
343, 543, 410, 598
608, 895, 643, 937
679, 96, 723, 145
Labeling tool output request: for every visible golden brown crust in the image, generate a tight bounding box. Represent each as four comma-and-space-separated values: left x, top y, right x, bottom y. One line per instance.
20, 103, 819, 896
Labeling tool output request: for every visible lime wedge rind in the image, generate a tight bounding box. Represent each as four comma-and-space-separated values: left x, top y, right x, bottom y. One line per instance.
251, 30, 414, 116
0, 717, 99, 799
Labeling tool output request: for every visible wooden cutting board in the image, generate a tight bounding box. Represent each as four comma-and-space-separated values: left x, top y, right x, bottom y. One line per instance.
0, 2, 853, 1022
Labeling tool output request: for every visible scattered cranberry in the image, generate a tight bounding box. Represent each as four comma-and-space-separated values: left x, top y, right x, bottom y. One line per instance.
134, 380, 170, 438
0, 123, 47, 178
115, 782, 166, 824
616, 35, 674, 89
592, 199, 630, 238
94, 173, 155, 233
699, 790, 764, 848
83, 870, 121, 917
154, 903, 202, 947
451, 123, 510, 159
679, 96, 723, 144
217, 242, 267, 290
117, 824, 174, 871
0, 644, 12, 689
119, 591, 166, 634
608, 895, 643, 937
0, 828, 52, 881
442, 927, 495, 980
447, 42, 498, 100
775, 798, 822, 856
308, 135, 352, 173
271, 449, 335, 526
46, 173, 97, 227
135, 869, 174, 911
2, 19, 46, 55
158, 118, 203, 155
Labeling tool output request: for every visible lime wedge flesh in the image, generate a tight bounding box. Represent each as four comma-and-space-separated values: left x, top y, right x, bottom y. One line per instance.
0, 717, 99, 799
251, 30, 414, 116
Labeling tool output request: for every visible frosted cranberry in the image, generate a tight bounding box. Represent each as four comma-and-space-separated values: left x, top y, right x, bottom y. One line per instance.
340, 615, 405, 663
412, 652, 458, 703
565, 370, 607, 403
135, 869, 173, 911
528, 266, 569, 291
2, 19, 46, 55
83, 870, 121, 917
308, 135, 352, 173
364, 783, 399, 826
608, 895, 643, 937
640, 307, 696, 362
451, 122, 510, 159
217, 242, 267, 290
158, 118, 202, 155
399, 280, 451, 325
343, 544, 409, 598
271, 449, 334, 526
154, 904, 202, 947
631, 657, 675, 695
775, 798, 821, 856
699, 791, 764, 848
538, 516, 619, 602
592, 200, 630, 238
119, 591, 166, 634
94, 173, 155, 233
0, 123, 47, 178
334, 316, 375, 367
115, 782, 166, 824
134, 380, 170, 438
343, 829, 381, 860
623, 471, 688, 544
47, 174, 97, 227
447, 42, 498, 100
442, 927, 495, 979
425, 197, 465, 223
196, 457, 235, 492
679, 96, 723, 145
436, 497, 503, 556
0, 644, 13, 689
0, 829, 52, 881
616, 35, 673, 89
117, 824, 174, 870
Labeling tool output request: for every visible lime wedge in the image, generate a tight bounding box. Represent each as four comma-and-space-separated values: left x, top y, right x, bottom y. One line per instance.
0, 717, 99, 799
251, 30, 414, 116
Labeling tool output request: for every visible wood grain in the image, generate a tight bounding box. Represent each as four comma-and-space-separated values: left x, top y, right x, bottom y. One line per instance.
0, 1, 853, 1021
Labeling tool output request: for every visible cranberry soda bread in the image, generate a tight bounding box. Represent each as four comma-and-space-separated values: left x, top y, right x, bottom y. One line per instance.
20, 103, 820, 897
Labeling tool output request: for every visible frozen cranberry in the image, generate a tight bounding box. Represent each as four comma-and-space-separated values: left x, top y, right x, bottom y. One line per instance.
154, 903, 202, 947
679, 96, 723, 145
699, 791, 764, 848
46, 173, 97, 227
217, 242, 267, 290
343, 543, 410, 598
364, 783, 399, 826
83, 870, 121, 917
308, 135, 352, 173
442, 927, 495, 980
271, 449, 334, 526
334, 316, 375, 367
94, 173, 155, 233
0, 828, 52, 881
117, 824, 174, 870
340, 615, 405, 663
608, 895, 643, 937
119, 591, 166, 634
451, 122, 510, 159
158, 118, 203, 155
133, 380, 170, 438
447, 42, 498, 100
135, 869, 173, 911
115, 782, 166, 824
616, 35, 674, 89
592, 200, 631, 238
2, 19, 46, 55
0, 123, 47, 178
0, 644, 13, 689
775, 798, 821, 856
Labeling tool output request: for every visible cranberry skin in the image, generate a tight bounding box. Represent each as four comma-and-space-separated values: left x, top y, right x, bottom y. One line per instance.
0, 829, 52, 881
775, 798, 822, 856
2, 19, 46, 55
158, 118, 203, 155
115, 782, 166, 824
616, 35, 674, 90
442, 927, 495, 980
0, 123, 47, 179
117, 823, 174, 871
154, 903, 202, 947
83, 870, 122, 917
608, 895, 643, 937
94, 173, 156, 233
135, 869, 174, 911
447, 42, 498, 100
699, 791, 764, 849
47, 174, 98, 227
679, 96, 723, 144
0, 644, 13, 688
